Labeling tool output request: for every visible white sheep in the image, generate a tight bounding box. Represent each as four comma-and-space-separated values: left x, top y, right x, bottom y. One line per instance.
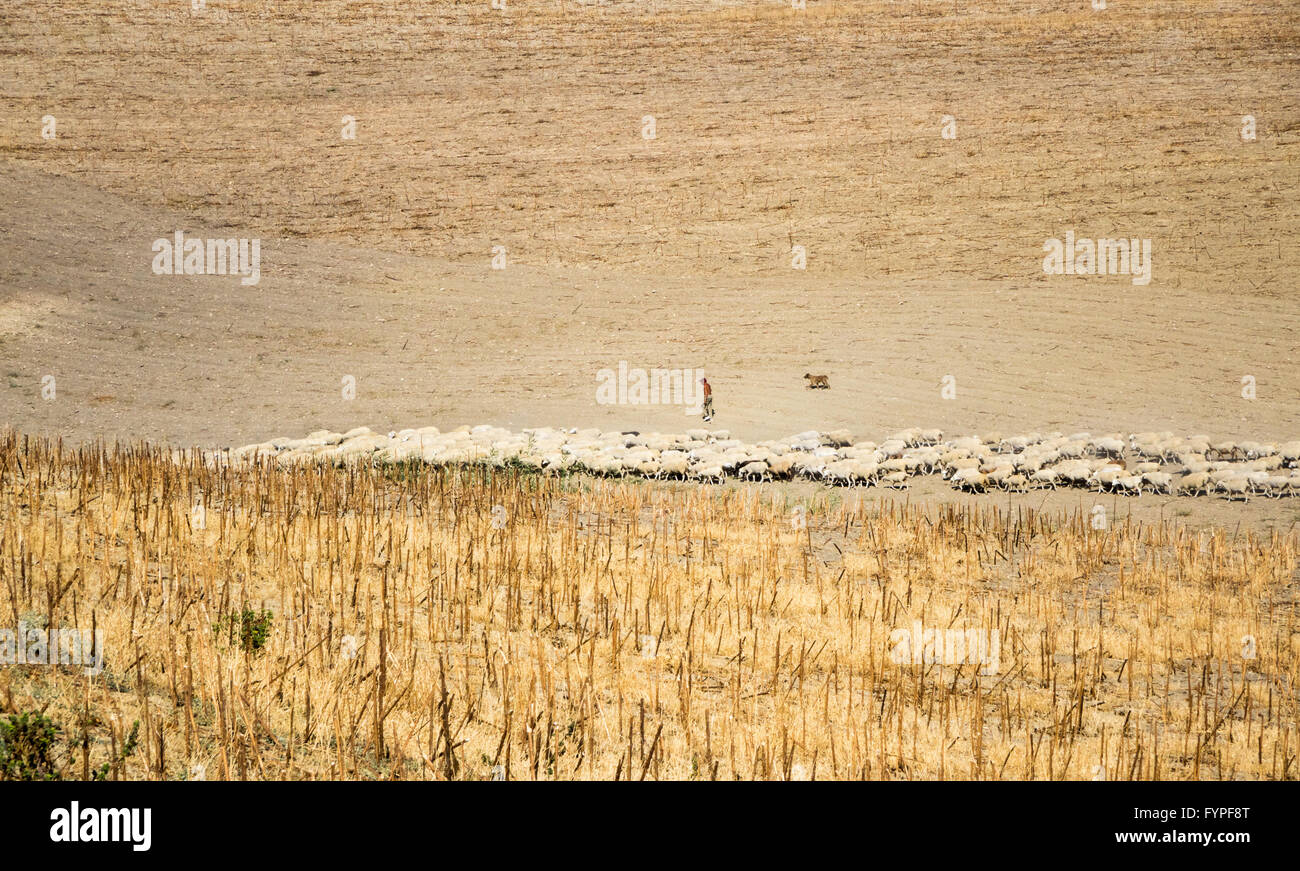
820, 460, 857, 486
1115, 475, 1144, 496
822, 429, 854, 448
1216, 477, 1249, 501
1263, 475, 1293, 498
849, 462, 880, 485
878, 439, 908, 458
881, 471, 909, 489
1092, 437, 1126, 458
659, 456, 690, 479
1030, 469, 1059, 489
951, 469, 988, 492
766, 455, 797, 479
1141, 472, 1173, 494
1209, 441, 1241, 461
1000, 474, 1028, 492
985, 466, 1017, 488
1093, 464, 1128, 490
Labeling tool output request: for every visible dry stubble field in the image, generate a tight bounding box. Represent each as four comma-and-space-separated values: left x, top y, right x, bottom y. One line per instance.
1, 437, 1298, 781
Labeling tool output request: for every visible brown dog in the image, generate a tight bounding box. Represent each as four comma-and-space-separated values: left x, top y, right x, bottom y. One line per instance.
804, 373, 830, 389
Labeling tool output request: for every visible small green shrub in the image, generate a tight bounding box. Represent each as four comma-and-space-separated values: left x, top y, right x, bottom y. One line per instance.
91, 719, 139, 781
0, 710, 62, 781
214, 607, 274, 653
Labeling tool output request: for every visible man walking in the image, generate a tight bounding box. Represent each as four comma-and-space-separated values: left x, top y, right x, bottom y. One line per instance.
700, 377, 714, 422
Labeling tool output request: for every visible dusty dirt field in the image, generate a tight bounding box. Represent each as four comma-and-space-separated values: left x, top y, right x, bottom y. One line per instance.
1, 0, 1298, 523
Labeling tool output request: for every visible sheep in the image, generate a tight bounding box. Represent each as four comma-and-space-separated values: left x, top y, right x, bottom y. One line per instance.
849, 462, 880, 484
1129, 431, 1159, 451
822, 429, 853, 447
1208, 441, 1241, 461
1240, 441, 1276, 459
692, 465, 725, 483
944, 457, 981, 479
1056, 441, 1087, 459
1092, 437, 1126, 458
1000, 435, 1031, 453
890, 428, 923, 446
878, 440, 908, 458
1263, 475, 1293, 498
1157, 441, 1186, 463
766, 455, 797, 479
634, 458, 662, 479
1092, 465, 1125, 491
718, 449, 753, 471
1057, 462, 1095, 488
688, 449, 724, 472
880, 471, 909, 489
582, 455, 622, 477
1216, 477, 1250, 501
540, 452, 573, 473
984, 466, 1017, 488
820, 460, 858, 486
1014, 453, 1046, 473
793, 457, 828, 479
659, 455, 690, 479
1030, 469, 1059, 490
1244, 470, 1273, 495
1115, 475, 1144, 496
1142, 472, 1173, 494
232, 442, 280, 461
259, 424, 1297, 504
905, 449, 941, 473
950, 468, 988, 492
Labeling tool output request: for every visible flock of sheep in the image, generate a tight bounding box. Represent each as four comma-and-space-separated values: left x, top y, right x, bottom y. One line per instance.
230, 425, 1300, 501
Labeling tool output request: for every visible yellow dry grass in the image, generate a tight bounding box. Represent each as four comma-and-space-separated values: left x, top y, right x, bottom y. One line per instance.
2, 432, 1297, 780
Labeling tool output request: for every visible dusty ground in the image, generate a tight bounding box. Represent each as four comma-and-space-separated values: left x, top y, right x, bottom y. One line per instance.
1, 0, 1298, 525
2, 161, 1296, 450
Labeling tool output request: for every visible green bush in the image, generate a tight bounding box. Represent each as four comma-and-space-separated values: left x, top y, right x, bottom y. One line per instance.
214, 607, 274, 653
0, 711, 62, 781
